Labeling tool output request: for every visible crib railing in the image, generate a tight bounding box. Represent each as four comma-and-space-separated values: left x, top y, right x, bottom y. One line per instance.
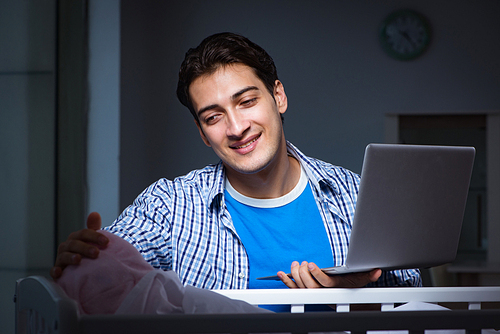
214, 286, 500, 313
15, 276, 500, 334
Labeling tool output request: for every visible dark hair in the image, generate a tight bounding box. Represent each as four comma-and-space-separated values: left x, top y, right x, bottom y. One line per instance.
177, 32, 279, 121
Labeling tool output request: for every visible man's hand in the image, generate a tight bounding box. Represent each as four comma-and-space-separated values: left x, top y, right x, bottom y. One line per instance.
277, 261, 382, 288
50, 212, 109, 279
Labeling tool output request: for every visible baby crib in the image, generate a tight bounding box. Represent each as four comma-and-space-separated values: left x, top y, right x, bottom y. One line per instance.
15, 275, 500, 334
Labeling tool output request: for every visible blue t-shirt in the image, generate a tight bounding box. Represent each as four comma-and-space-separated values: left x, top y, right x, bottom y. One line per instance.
225, 166, 334, 311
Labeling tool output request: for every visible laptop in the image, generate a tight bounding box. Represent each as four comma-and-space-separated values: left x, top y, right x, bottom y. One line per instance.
258, 143, 475, 280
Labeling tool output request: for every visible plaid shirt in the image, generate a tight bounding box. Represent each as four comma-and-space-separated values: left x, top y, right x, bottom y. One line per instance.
106, 142, 421, 289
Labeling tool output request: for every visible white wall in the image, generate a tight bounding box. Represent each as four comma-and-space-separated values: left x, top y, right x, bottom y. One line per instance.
87, 0, 121, 227
1, 3, 120, 331
0, 1, 56, 333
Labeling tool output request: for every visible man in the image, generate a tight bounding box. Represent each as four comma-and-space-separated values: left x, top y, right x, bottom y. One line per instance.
52, 33, 421, 293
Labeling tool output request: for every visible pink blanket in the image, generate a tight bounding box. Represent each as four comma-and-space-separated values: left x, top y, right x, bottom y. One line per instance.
56, 230, 268, 315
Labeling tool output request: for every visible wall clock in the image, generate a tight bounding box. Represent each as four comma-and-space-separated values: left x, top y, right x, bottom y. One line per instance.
379, 9, 432, 61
